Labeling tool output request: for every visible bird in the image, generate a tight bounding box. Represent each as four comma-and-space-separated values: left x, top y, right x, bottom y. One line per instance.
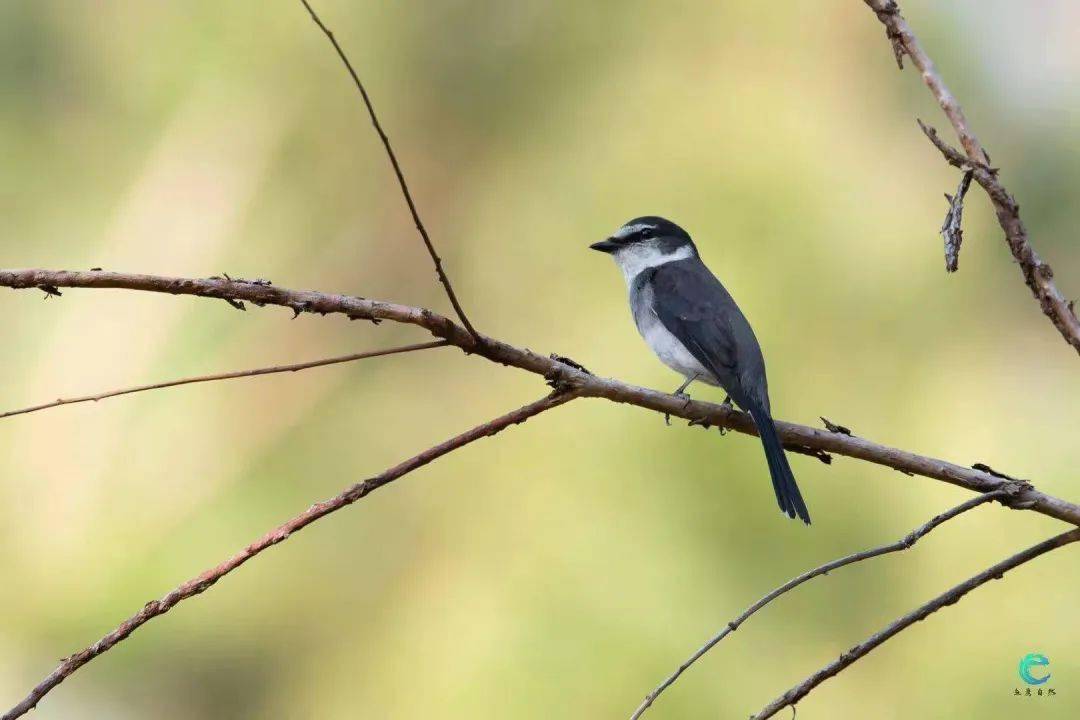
590, 216, 810, 524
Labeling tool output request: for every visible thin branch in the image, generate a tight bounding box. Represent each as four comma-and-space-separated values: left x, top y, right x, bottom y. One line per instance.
629, 490, 1007, 719
751, 527, 1080, 719
2, 268, 1078, 526
863, 0, 1080, 354
297, 0, 481, 343
0, 341, 447, 420
0, 389, 579, 720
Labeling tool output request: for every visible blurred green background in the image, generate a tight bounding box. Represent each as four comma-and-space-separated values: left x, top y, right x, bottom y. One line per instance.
2, 1, 1079, 718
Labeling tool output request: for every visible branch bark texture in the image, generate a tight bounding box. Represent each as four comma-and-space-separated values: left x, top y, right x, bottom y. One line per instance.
3, 268, 1077, 527
863, 0, 1080, 354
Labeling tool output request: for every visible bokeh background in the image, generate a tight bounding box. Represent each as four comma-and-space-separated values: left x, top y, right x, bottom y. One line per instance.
2, 1, 1079, 718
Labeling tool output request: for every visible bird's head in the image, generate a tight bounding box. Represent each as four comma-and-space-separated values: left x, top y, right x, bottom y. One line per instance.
590, 216, 697, 281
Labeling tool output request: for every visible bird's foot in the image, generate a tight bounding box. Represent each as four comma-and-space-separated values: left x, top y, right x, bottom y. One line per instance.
717, 395, 733, 435
664, 390, 693, 426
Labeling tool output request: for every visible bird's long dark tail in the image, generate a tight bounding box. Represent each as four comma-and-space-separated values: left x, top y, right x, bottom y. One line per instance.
748, 405, 811, 524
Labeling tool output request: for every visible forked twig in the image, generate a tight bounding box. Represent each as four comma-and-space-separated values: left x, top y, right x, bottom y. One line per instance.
864, 0, 1080, 353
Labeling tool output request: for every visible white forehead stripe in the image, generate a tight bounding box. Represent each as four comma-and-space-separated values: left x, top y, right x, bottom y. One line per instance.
613, 222, 656, 240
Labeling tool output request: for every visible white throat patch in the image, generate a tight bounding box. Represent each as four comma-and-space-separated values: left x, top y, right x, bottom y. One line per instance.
612, 243, 694, 285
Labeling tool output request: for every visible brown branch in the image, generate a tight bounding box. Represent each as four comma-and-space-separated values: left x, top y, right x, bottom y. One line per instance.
751, 527, 1080, 718
0, 341, 447, 420
297, 0, 481, 343
3, 268, 1078, 527
0, 389, 579, 720
629, 490, 1007, 719
863, 0, 1080, 354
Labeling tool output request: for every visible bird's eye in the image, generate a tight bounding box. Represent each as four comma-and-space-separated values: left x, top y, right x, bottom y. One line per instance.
640, 228, 654, 240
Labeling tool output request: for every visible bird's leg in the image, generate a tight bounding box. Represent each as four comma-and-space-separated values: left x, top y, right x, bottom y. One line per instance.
673, 375, 697, 398
665, 374, 699, 426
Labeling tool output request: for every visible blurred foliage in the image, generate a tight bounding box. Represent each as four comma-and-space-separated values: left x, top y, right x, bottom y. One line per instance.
2, 1, 1079, 718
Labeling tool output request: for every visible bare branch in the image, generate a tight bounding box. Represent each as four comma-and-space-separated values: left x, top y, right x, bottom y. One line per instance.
751, 527, 1080, 718
863, 0, 1080, 354
0, 341, 447, 420
0, 390, 579, 720
2, 268, 1078, 526
629, 490, 1007, 719
297, 0, 481, 343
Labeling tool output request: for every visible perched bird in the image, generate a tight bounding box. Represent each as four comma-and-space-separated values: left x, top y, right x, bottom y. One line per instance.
590, 216, 810, 524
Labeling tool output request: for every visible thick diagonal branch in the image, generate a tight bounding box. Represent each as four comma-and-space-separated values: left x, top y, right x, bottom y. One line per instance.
0, 341, 447, 420
629, 490, 1007, 719
298, 0, 481, 342
751, 527, 1080, 718
863, 0, 1080, 354
2, 268, 1077, 526
0, 390, 579, 720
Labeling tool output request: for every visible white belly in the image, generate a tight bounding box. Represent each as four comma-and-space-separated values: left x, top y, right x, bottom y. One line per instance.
635, 305, 717, 385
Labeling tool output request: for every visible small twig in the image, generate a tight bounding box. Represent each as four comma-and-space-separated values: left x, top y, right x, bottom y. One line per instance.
297, 0, 482, 344
628, 490, 1006, 719
0, 390, 580, 720
0, 341, 448, 421
751, 527, 1080, 718
941, 170, 974, 272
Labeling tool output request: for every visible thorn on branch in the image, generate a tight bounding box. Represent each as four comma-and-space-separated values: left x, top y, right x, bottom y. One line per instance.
787, 445, 832, 465
942, 170, 974, 272
548, 353, 593, 376
38, 284, 62, 299
223, 298, 246, 311
885, 28, 905, 69
90, 267, 103, 271
971, 462, 1028, 483
820, 417, 853, 435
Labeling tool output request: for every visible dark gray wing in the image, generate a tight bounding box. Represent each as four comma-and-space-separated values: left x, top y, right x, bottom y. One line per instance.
649, 258, 770, 411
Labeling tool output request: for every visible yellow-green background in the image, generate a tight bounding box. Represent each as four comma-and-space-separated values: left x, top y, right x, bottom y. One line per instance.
1, 1, 1078, 718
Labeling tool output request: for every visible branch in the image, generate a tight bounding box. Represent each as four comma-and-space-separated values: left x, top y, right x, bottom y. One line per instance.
0, 389, 579, 720
3, 268, 1078, 526
0, 341, 447, 420
863, 0, 1080, 354
629, 490, 1007, 719
751, 526, 1080, 718
297, 0, 481, 343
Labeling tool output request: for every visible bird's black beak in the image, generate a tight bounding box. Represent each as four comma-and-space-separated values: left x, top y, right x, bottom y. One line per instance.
590, 238, 619, 253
